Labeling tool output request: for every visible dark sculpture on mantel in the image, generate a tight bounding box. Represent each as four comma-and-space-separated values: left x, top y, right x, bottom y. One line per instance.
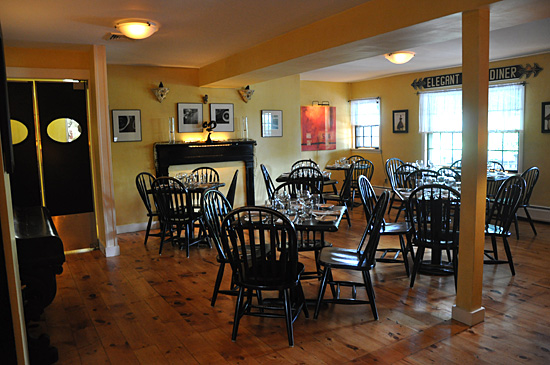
202, 120, 217, 144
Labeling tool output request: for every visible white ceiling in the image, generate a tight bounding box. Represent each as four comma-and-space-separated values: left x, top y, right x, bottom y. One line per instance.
1, 0, 549, 83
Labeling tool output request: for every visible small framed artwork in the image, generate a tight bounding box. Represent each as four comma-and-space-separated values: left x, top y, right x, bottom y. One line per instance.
542, 102, 550, 133
261, 110, 283, 137
210, 103, 234, 132
112, 109, 141, 142
392, 109, 408, 133
177, 103, 203, 132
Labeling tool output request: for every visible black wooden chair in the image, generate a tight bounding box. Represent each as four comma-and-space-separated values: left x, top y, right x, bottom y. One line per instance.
201, 189, 234, 306
323, 164, 355, 227
191, 166, 219, 183
437, 167, 461, 181
346, 155, 366, 164
405, 169, 439, 190
151, 177, 194, 256
135, 172, 162, 246
450, 159, 462, 170
350, 159, 374, 207
358, 176, 412, 276
486, 161, 507, 199
226, 169, 239, 207
289, 166, 324, 193
313, 191, 389, 320
514, 167, 539, 238
291, 158, 319, 170
220, 207, 308, 347
260, 164, 276, 199
484, 175, 525, 275
407, 184, 461, 289
388, 163, 418, 221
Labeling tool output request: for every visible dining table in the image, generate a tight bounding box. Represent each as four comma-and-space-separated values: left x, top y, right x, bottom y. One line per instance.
264, 201, 346, 281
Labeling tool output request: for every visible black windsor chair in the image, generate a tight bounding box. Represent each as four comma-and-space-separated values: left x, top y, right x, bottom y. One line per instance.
220, 207, 308, 347
358, 175, 412, 276
484, 175, 525, 275
313, 191, 389, 320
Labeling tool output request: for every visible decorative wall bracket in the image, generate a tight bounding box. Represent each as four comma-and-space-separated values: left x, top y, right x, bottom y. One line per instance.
152, 82, 169, 103
238, 85, 254, 103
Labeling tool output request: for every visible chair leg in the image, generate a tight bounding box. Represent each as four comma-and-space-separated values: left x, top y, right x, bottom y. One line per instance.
144, 216, 153, 245
297, 283, 309, 318
185, 224, 191, 258
388, 193, 396, 215
502, 237, 515, 276
524, 207, 537, 236
283, 289, 294, 347
399, 235, 410, 277
452, 247, 459, 291
410, 246, 425, 288
314, 267, 330, 319
362, 270, 378, 320
491, 235, 499, 260
343, 203, 351, 227
211, 263, 225, 307
514, 214, 519, 240
231, 287, 245, 341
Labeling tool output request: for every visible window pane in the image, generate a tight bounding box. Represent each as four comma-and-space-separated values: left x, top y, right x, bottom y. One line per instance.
453, 133, 462, 150
503, 151, 518, 171
488, 133, 503, 150
503, 132, 518, 150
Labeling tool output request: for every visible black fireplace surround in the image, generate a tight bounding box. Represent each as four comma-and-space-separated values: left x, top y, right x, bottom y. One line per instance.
154, 139, 257, 205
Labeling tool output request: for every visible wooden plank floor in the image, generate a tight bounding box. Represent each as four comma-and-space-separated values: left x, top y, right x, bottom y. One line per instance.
30, 206, 550, 364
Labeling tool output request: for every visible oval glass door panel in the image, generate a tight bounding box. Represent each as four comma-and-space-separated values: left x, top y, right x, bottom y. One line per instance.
47, 118, 82, 143
10, 119, 29, 145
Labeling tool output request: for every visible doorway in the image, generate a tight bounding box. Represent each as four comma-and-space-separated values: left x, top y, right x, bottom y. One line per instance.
8, 80, 97, 251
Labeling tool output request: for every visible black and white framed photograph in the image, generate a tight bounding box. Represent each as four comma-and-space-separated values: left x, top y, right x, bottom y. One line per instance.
177, 103, 203, 132
112, 109, 141, 142
210, 103, 234, 132
542, 101, 550, 133
392, 109, 408, 133
261, 110, 283, 137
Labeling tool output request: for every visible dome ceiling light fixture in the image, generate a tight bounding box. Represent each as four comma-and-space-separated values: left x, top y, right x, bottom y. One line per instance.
115, 20, 159, 40
384, 51, 415, 64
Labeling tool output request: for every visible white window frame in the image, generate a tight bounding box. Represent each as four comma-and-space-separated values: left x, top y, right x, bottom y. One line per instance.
351, 97, 380, 150
419, 83, 524, 171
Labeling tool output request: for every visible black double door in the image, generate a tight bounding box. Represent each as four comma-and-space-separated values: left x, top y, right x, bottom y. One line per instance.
8, 80, 96, 251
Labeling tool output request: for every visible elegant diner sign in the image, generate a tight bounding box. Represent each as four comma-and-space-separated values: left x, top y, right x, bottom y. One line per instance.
411, 63, 543, 90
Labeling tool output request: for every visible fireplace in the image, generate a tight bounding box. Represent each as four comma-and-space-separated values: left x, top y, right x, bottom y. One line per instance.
154, 139, 257, 205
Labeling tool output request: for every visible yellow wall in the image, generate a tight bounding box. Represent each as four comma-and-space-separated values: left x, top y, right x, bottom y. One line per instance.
300, 81, 353, 183
107, 65, 303, 227
351, 52, 550, 207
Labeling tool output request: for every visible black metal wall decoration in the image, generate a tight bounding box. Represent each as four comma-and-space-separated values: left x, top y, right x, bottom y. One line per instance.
411, 63, 543, 90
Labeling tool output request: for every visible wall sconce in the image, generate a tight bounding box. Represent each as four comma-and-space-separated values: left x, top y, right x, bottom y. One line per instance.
152, 82, 169, 103
202, 94, 209, 104
312, 101, 330, 106
384, 51, 415, 64
115, 20, 159, 40
238, 85, 255, 103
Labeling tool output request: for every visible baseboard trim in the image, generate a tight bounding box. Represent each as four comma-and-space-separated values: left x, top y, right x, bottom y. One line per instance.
117, 221, 159, 234
516, 205, 550, 223
452, 305, 485, 326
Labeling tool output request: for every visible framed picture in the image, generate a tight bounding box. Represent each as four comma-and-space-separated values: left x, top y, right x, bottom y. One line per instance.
542, 102, 550, 133
177, 103, 203, 132
112, 109, 141, 142
392, 109, 408, 133
210, 103, 234, 132
261, 110, 283, 137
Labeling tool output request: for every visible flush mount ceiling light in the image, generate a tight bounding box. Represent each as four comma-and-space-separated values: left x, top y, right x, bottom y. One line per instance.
384, 51, 415, 64
115, 20, 159, 39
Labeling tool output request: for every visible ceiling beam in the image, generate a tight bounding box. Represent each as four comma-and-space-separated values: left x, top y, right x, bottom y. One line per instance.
198, 0, 501, 87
